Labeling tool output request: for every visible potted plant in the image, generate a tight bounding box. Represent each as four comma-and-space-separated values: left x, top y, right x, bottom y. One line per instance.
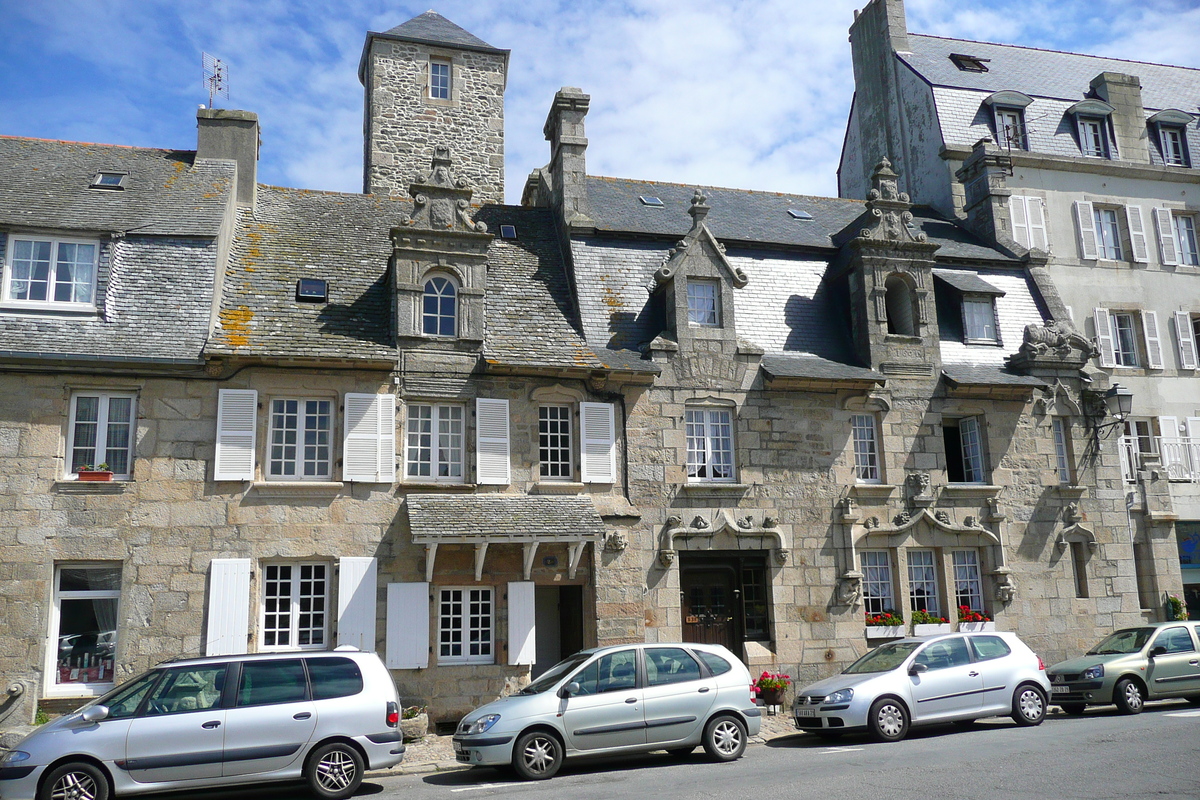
1166, 594, 1188, 621
751, 671, 790, 707
76, 463, 114, 482
911, 608, 951, 635
865, 610, 905, 638
399, 705, 428, 741
957, 605, 994, 631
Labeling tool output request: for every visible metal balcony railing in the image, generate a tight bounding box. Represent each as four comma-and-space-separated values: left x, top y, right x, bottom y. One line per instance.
1159, 437, 1200, 482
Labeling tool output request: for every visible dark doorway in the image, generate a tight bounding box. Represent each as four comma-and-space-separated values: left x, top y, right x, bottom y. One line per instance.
532, 585, 584, 678
680, 552, 770, 651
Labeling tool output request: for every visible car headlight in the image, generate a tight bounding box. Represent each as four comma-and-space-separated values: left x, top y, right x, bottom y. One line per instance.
824, 688, 854, 705
1082, 665, 1104, 680
0, 750, 30, 766
466, 714, 501, 735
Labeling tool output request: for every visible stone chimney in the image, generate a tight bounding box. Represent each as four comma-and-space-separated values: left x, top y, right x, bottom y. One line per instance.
1090, 72, 1150, 163
542, 87, 592, 228
196, 109, 259, 207
955, 138, 1013, 244
850, 0, 910, 55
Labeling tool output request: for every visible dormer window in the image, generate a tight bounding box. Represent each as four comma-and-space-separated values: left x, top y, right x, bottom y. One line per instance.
1148, 109, 1195, 168
993, 107, 1027, 150
3, 236, 98, 308
422, 275, 457, 336
90, 172, 127, 190
686, 279, 720, 327
1067, 99, 1116, 159
933, 270, 1005, 345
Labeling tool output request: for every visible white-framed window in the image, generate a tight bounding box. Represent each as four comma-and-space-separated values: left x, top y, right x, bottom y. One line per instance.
952, 550, 984, 612
685, 407, 735, 482
267, 398, 332, 480
1110, 312, 1139, 367
405, 403, 464, 482
422, 275, 457, 336
944, 416, 985, 484
1160, 126, 1188, 167
993, 106, 1026, 149
438, 587, 493, 664
907, 549, 940, 616
68, 392, 135, 479
1078, 117, 1109, 158
850, 413, 881, 483
429, 59, 451, 100
1093, 207, 1122, 260
49, 564, 120, 694
1120, 418, 1157, 483
860, 551, 895, 615
3, 236, 98, 308
538, 404, 572, 480
1052, 417, 1073, 484
963, 296, 998, 343
261, 562, 328, 650
686, 280, 720, 327
1176, 214, 1199, 267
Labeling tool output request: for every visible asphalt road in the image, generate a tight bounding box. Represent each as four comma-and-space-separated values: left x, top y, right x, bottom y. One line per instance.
196, 700, 1200, 800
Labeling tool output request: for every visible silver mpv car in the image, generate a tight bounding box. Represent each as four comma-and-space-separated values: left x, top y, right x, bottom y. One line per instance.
0, 648, 404, 800
453, 643, 761, 780
793, 632, 1050, 742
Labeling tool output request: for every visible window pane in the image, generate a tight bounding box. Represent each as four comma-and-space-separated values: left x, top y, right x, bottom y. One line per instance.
237, 660, 307, 706
56, 597, 118, 684
1110, 314, 1138, 367
539, 405, 572, 479
407, 405, 433, 477
423, 277, 456, 336
861, 551, 894, 614
907, 550, 940, 616
953, 550, 984, 611
686, 281, 719, 326
1052, 418, 1071, 483
145, 666, 227, 715
308, 657, 364, 700
1176, 216, 1199, 266
71, 396, 100, 472
646, 647, 701, 687
964, 299, 996, 341
851, 414, 879, 482
958, 417, 984, 483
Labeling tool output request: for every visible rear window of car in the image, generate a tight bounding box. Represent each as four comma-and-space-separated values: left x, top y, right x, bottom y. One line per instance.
969, 635, 1012, 661
695, 650, 732, 676
645, 647, 702, 687
308, 657, 364, 700
237, 659, 308, 707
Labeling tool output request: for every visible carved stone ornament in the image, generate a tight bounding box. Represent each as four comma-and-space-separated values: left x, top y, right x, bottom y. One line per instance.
604, 532, 628, 553
775, 549, 790, 566
858, 158, 927, 243
1063, 502, 1083, 526
993, 570, 1016, 604
665, 515, 682, 528
907, 472, 932, 497
864, 516, 880, 529
738, 516, 754, 529
1018, 321, 1098, 361
659, 549, 676, 567
403, 147, 488, 233
964, 515, 979, 528
690, 515, 709, 530
893, 510, 912, 526
934, 510, 951, 525
838, 571, 864, 607
763, 515, 778, 528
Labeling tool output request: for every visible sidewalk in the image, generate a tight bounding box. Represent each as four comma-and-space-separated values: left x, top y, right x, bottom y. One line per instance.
388, 707, 798, 775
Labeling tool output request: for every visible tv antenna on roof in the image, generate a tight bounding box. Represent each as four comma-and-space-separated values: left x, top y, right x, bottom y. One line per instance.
202, 52, 229, 108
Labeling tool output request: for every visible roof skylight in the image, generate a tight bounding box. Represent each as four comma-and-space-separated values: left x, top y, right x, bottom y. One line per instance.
788, 208, 813, 220
499, 224, 517, 239
949, 53, 990, 72
638, 196, 664, 207
90, 171, 127, 190
296, 278, 328, 303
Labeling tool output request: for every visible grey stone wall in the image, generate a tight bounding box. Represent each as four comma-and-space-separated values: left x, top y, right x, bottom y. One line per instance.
364, 40, 505, 205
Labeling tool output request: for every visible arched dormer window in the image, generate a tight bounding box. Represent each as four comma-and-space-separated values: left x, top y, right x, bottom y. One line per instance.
884, 274, 917, 336
423, 275, 457, 336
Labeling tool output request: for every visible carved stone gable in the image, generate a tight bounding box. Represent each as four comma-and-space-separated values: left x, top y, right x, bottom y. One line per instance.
403, 146, 488, 234
858, 159, 927, 244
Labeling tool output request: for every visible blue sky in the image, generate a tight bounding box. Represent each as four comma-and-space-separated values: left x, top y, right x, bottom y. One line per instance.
3, 0, 1198, 204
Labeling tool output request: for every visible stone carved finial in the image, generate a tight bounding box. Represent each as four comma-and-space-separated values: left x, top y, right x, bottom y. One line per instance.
687, 188, 711, 227
859, 158, 926, 243
404, 148, 488, 234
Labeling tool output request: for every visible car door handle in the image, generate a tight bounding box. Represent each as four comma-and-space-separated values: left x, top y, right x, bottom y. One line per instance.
698, 687, 710, 693
294, 712, 312, 720
201, 720, 221, 729
625, 697, 638, 704
968, 671, 979, 677
1190, 660, 1198, 666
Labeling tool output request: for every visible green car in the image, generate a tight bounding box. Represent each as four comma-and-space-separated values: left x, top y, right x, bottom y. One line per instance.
1046, 622, 1200, 714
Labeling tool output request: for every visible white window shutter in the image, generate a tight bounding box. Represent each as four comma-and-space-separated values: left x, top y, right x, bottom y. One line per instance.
1142, 311, 1164, 369
386, 582, 429, 669
1093, 308, 1116, 368
507, 581, 536, 666
580, 402, 617, 483
475, 398, 511, 485
344, 393, 396, 483
337, 557, 378, 651
1027, 197, 1048, 251
206, 559, 250, 655
1174, 311, 1198, 369
1186, 417, 1200, 439
1075, 201, 1098, 260
214, 389, 257, 481
1010, 195, 1030, 248
1159, 416, 1179, 442
1155, 208, 1180, 266
1125, 206, 1150, 263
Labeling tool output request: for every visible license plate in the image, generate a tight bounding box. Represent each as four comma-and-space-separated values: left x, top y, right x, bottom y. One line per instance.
796, 708, 816, 717
1051, 685, 1069, 694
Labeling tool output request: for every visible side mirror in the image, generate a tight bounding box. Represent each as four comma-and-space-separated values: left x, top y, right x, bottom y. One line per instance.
80, 705, 110, 723
1150, 646, 1167, 659
908, 662, 928, 676
561, 681, 581, 698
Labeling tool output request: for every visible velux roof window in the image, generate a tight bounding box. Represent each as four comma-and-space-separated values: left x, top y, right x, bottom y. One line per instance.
950, 53, 990, 73
90, 172, 128, 190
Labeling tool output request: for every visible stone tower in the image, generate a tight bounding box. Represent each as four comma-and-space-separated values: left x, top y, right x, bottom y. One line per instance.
359, 11, 509, 205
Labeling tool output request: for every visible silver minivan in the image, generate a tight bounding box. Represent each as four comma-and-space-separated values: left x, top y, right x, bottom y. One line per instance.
0, 647, 403, 800
452, 643, 761, 780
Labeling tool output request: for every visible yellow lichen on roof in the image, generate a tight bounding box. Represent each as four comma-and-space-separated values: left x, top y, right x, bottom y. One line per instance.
163, 159, 187, 190
218, 306, 253, 348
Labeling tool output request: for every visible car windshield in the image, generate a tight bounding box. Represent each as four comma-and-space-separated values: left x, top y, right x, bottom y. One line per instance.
81, 669, 162, 719
519, 652, 594, 694
1086, 628, 1156, 655
843, 641, 922, 674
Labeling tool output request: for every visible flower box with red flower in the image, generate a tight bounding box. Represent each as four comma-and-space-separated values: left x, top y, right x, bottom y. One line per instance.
751, 671, 790, 706
865, 611, 905, 639
911, 608, 951, 635
957, 605, 995, 631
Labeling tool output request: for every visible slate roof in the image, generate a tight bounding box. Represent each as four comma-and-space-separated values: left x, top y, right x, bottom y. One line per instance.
205, 185, 406, 362
761, 354, 883, 384
942, 364, 1045, 389
937, 268, 1046, 368
377, 11, 505, 54
406, 494, 606, 540
0, 136, 234, 237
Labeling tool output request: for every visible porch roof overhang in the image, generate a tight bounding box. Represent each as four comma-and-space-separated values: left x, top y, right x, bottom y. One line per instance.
941, 365, 1044, 398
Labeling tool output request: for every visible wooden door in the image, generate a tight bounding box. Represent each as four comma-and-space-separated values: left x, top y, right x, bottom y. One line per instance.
681, 567, 738, 648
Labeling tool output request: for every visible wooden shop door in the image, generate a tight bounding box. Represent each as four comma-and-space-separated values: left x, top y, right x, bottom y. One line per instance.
681, 566, 739, 649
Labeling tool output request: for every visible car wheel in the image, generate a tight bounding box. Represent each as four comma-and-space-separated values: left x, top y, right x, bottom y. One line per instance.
666, 746, 696, 757
1113, 678, 1145, 714
1011, 683, 1047, 726
867, 698, 909, 743
512, 730, 563, 780
39, 761, 110, 800
702, 715, 747, 762
306, 742, 364, 800
1058, 703, 1087, 715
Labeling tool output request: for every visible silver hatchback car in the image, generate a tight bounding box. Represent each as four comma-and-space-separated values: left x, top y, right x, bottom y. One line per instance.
453, 643, 761, 780
793, 632, 1050, 742
0, 648, 404, 800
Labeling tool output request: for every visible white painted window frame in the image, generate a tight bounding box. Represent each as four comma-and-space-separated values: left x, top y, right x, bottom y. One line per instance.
260, 561, 330, 652
861, 551, 895, 615
907, 549, 941, 617
267, 397, 333, 480
951, 550, 985, 613
438, 586, 493, 665
850, 413, 881, 484
68, 391, 136, 479
538, 404, 573, 481
46, 563, 121, 697
3, 234, 99, 309
685, 407, 736, 482
686, 279, 720, 327
405, 402, 465, 483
